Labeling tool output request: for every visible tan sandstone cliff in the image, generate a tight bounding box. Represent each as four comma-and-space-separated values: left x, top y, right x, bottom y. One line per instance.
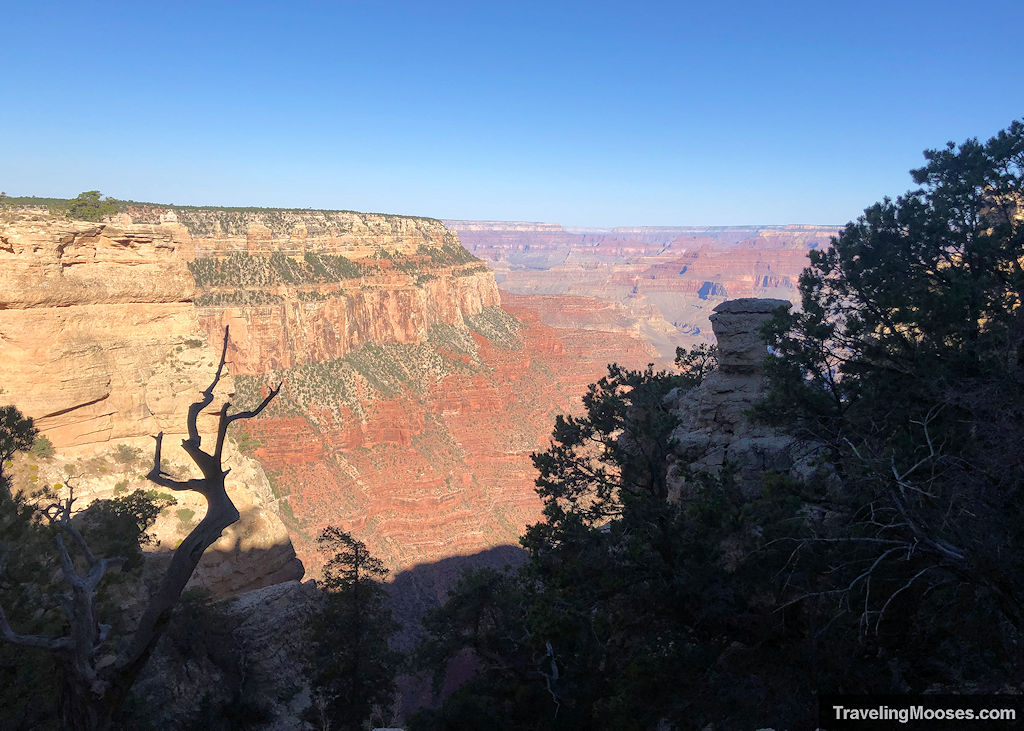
0, 207, 302, 595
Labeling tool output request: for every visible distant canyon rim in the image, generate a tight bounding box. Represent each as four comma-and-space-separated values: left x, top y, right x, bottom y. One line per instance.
447, 220, 838, 362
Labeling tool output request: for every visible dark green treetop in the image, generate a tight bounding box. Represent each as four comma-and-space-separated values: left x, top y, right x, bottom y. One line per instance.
306, 527, 402, 731
67, 191, 118, 222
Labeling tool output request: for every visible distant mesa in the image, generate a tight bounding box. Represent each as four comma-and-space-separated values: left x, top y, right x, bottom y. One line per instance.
697, 280, 725, 300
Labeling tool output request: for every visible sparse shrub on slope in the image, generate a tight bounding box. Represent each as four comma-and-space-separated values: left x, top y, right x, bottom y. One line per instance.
188, 251, 366, 289
465, 306, 522, 350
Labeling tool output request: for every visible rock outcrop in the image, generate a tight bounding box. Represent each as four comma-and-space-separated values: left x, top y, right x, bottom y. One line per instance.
0, 209, 203, 449
197, 267, 499, 375
130, 579, 321, 730
665, 298, 815, 498
0, 207, 302, 595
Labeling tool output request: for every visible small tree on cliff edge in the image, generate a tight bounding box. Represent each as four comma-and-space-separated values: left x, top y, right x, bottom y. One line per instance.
0, 406, 38, 498
306, 527, 402, 731
67, 191, 118, 222
0, 328, 281, 730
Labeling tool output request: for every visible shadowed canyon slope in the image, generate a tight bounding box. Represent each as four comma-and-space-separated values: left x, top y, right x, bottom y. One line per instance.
447, 220, 839, 360
0, 204, 658, 586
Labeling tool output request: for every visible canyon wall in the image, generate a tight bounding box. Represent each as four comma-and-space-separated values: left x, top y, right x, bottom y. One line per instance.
169, 206, 659, 576
447, 220, 839, 360
0, 207, 301, 596
1, 205, 659, 593
0, 210, 200, 448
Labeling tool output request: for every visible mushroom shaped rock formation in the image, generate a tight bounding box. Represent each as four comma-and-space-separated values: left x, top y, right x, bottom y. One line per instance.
710, 298, 791, 373
665, 298, 816, 498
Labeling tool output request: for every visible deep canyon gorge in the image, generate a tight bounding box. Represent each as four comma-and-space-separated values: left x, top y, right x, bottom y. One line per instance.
0, 202, 835, 722
1, 205, 834, 583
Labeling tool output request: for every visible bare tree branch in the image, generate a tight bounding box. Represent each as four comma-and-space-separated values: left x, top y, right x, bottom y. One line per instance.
185, 325, 230, 449
146, 432, 203, 492
216, 381, 282, 461
0, 326, 281, 727
225, 381, 283, 426
874, 566, 936, 634
0, 605, 74, 650
112, 328, 280, 709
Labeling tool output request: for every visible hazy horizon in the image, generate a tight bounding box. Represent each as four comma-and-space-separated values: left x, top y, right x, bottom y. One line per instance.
4, 192, 845, 230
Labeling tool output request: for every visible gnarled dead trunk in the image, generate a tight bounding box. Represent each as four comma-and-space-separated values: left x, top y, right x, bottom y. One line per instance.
0, 327, 280, 730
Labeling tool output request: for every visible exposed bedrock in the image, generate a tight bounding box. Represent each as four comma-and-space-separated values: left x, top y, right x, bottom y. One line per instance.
0, 208, 302, 595
665, 297, 820, 498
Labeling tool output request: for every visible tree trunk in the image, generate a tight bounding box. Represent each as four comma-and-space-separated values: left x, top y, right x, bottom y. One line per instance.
59, 668, 113, 731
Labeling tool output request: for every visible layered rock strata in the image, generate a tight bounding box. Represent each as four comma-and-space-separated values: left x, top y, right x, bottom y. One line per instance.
448, 220, 838, 360
235, 294, 659, 577
0, 210, 201, 448
0, 208, 302, 595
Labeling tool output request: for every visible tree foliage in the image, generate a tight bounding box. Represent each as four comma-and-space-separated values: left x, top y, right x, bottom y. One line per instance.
0, 406, 37, 486
0, 409, 174, 729
0, 407, 57, 729
760, 120, 1024, 688
306, 527, 402, 731
67, 191, 118, 222
532, 351, 712, 529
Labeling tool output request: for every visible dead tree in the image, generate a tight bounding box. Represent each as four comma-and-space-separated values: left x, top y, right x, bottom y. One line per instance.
0, 327, 280, 730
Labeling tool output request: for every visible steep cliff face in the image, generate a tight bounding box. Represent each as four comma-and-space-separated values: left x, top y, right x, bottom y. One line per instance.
0, 209, 201, 448
192, 256, 498, 374
235, 297, 657, 575
0, 207, 302, 596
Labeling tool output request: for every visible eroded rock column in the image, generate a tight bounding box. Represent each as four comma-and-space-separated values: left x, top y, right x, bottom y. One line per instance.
709, 297, 791, 374
665, 297, 797, 499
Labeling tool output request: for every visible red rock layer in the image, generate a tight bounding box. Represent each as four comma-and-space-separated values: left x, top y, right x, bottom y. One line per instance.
237, 299, 659, 576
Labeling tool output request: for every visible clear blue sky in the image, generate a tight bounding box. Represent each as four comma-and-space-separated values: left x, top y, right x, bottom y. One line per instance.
2, 0, 1021, 226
